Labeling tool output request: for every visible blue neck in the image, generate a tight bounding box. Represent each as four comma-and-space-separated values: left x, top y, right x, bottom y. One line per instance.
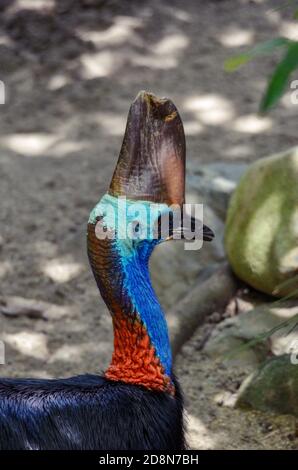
119, 240, 172, 377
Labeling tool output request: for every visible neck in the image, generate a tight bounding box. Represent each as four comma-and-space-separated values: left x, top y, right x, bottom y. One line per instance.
87, 224, 174, 394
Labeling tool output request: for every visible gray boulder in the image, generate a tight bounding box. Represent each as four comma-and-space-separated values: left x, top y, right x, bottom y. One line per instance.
225, 147, 298, 298
204, 301, 298, 368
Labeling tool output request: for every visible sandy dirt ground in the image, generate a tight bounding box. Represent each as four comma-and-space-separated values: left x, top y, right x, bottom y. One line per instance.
0, 0, 297, 449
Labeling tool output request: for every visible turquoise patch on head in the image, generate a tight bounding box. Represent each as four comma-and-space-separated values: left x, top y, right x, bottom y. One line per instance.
89, 193, 170, 240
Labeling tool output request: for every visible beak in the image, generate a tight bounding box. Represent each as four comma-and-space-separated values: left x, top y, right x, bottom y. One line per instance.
202, 223, 215, 242
181, 217, 215, 242
157, 213, 215, 242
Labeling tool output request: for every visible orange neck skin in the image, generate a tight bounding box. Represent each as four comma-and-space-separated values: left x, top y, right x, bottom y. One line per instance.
105, 309, 174, 395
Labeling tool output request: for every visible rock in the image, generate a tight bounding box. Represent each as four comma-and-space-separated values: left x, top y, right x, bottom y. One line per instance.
236, 354, 298, 417
187, 161, 248, 219
225, 147, 298, 298
214, 390, 237, 408
203, 300, 298, 368
169, 264, 238, 357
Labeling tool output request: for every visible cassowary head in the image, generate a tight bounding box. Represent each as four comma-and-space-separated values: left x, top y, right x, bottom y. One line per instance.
88, 90, 214, 257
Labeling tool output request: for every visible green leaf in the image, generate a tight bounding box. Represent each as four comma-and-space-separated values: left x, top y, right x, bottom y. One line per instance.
224, 54, 251, 72
224, 37, 290, 72
260, 41, 298, 112
294, 8, 298, 19
250, 37, 290, 55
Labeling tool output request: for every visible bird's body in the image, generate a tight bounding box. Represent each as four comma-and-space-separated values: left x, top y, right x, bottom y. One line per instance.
0, 91, 213, 450
0, 375, 184, 450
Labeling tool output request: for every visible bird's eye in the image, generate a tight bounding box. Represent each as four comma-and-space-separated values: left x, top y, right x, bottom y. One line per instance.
130, 220, 142, 240
95, 214, 109, 238
132, 220, 140, 233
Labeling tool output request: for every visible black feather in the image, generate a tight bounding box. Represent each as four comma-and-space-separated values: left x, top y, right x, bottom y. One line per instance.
0, 374, 186, 450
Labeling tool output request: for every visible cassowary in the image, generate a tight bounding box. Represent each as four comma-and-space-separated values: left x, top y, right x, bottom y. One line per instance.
0, 91, 214, 450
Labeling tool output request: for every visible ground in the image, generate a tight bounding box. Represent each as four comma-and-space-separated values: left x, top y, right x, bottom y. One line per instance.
0, 0, 297, 449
